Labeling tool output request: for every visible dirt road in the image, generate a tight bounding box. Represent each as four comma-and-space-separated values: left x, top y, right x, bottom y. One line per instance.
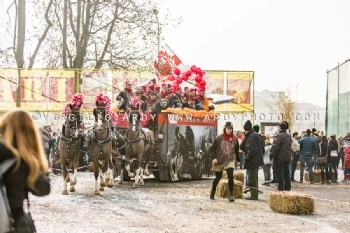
29, 170, 350, 233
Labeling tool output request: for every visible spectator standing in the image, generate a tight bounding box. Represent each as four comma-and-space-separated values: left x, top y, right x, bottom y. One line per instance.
299, 129, 317, 184
291, 132, 300, 182
270, 121, 292, 191
327, 134, 339, 183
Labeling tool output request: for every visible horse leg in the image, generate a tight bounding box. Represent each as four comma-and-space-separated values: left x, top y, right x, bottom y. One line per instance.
70, 168, 78, 192
125, 164, 135, 178
106, 156, 114, 188
133, 167, 141, 188
94, 163, 100, 195
139, 167, 145, 186
99, 168, 105, 191
144, 164, 150, 177
61, 160, 69, 195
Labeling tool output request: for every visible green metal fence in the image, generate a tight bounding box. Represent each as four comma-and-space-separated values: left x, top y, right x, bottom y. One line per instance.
326, 59, 350, 137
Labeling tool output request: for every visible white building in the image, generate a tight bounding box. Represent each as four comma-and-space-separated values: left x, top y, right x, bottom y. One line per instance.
217, 89, 325, 135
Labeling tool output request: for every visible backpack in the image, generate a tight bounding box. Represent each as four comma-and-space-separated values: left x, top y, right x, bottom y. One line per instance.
0, 158, 16, 233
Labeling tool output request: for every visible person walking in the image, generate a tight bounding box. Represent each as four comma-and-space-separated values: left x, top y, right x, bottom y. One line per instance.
242, 120, 264, 200
0, 110, 51, 232
291, 132, 300, 181
299, 129, 317, 184
209, 122, 239, 202
270, 121, 292, 191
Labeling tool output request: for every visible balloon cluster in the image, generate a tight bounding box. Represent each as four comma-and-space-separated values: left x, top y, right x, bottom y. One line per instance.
166, 65, 213, 95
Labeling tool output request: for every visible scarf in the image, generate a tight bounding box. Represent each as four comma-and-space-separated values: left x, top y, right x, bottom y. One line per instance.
222, 132, 233, 143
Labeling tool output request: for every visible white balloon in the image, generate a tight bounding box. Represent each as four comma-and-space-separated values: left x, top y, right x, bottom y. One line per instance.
203, 74, 210, 81
179, 64, 191, 73
189, 74, 196, 81
206, 80, 212, 86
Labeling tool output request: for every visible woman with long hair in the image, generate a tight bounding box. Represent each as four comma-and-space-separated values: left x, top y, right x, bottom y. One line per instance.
319, 136, 329, 184
328, 134, 339, 183
0, 110, 50, 231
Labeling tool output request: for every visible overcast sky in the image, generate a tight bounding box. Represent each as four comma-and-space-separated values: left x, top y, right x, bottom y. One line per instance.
158, 0, 350, 107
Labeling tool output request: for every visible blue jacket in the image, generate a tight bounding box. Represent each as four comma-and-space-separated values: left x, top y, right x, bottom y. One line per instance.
299, 136, 316, 157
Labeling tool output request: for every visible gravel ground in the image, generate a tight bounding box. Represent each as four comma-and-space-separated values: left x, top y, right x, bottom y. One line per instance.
29, 169, 350, 233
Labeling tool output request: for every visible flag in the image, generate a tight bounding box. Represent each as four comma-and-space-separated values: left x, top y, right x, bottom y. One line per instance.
154, 44, 184, 82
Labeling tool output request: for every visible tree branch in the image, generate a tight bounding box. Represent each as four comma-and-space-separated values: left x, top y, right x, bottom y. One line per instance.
28, 0, 54, 68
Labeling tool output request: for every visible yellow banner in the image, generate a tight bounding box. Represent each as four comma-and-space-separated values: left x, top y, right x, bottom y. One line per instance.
224, 72, 253, 113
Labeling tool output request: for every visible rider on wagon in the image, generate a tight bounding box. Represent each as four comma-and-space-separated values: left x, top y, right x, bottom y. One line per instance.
116, 80, 133, 112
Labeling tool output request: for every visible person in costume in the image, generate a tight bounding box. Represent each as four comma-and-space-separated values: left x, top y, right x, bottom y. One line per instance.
188, 88, 197, 109
145, 85, 161, 131
195, 89, 205, 110
116, 80, 133, 112
158, 83, 169, 100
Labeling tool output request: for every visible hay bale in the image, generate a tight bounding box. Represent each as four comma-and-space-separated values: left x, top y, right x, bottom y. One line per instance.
269, 191, 315, 215
221, 171, 244, 183
88, 162, 94, 172
304, 170, 322, 183
215, 179, 243, 199
304, 170, 336, 182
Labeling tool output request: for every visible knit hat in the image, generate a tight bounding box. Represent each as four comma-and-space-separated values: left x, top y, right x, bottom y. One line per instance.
253, 124, 260, 133
224, 122, 233, 128
243, 120, 252, 131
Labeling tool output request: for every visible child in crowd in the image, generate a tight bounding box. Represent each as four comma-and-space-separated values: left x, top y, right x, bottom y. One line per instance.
262, 139, 273, 186
342, 142, 350, 182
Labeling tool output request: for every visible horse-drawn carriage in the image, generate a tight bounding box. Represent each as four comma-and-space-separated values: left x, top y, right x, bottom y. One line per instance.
55, 93, 218, 195
112, 111, 217, 182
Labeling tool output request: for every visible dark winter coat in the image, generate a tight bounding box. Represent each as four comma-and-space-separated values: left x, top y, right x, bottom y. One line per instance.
242, 129, 264, 169
299, 135, 317, 157
271, 129, 292, 163
0, 142, 51, 223
210, 134, 239, 166
327, 139, 339, 163
320, 142, 328, 157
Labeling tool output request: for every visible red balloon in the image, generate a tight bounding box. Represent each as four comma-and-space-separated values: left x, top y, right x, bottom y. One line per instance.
168, 75, 175, 81
182, 75, 189, 81
200, 80, 206, 86
185, 70, 192, 77
174, 68, 181, 76
195, 75, 202, 83
176, 78, 182, 84
190, 65, 197, 73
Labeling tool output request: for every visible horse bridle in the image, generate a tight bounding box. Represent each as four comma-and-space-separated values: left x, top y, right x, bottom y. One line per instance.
94, 107, 110, 132
65, 113, 81, 138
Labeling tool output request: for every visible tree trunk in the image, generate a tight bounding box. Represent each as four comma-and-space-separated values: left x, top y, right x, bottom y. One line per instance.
15, 0, 26, 107
62, 0, 68, 68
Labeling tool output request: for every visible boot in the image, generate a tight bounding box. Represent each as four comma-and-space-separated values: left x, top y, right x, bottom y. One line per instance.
210, 189, 215, 200
229, 191, 235, 202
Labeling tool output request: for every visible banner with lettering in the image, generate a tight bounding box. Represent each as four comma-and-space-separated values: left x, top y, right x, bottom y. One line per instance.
0, 69, 19, 110
0, 69, 75, 111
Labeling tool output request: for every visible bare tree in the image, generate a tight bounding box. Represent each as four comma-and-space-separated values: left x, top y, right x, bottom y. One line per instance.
269, 89, 296, 131
0, 0, 179, 69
